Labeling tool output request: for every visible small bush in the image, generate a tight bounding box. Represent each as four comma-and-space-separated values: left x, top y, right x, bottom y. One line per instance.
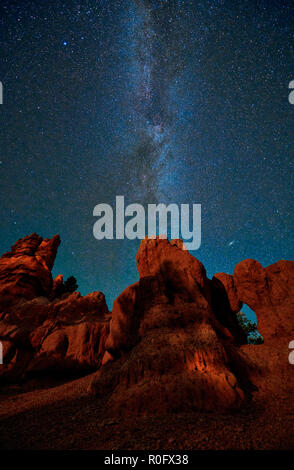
236, 311, 264, 344
63, 276, 78, 293
54, 275, 78, 298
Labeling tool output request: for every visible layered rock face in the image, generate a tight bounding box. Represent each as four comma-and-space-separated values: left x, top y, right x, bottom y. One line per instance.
233, 259, 294, 342
233, 259, 294, 401
89, 238, 253, 416
211, 258, 294, 345
208, 258, 294, 403
0, 233, 60, 310
0, 234, 110, 382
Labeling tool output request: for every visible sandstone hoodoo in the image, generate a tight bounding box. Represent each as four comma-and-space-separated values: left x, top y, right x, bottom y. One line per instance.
0, 234, 110, 382
0, 233, 60, 310
89, 237, 254, 416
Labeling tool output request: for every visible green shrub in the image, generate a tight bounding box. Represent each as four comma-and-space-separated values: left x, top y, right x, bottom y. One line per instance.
236, 311, 264, 344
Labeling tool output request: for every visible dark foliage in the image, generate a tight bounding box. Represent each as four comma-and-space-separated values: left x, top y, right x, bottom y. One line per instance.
54, 276, 78, 298
64, 276, 78, 293
236, 311, 264, 344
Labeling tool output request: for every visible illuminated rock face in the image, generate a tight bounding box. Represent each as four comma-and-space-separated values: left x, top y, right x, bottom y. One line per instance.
0, 291, 110, 382
89, 238, 252, 416
0, 233, 60, 310
0, 233, 110, 382
233, 259, 294, 343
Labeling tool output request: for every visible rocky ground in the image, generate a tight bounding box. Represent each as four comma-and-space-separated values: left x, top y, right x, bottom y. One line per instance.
1, 372, 294, 450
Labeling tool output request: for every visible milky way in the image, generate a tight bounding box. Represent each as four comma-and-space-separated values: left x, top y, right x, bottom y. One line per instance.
124, 0, 176, 203
0, 0, 293, 315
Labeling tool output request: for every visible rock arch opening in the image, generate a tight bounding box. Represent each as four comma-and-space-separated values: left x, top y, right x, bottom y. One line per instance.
237, 304, 263, 344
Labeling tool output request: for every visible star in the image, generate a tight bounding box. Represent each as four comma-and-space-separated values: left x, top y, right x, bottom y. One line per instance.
0, 0, 292, 310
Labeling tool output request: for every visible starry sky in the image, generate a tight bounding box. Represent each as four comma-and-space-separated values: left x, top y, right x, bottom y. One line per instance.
0, 0, 293, 317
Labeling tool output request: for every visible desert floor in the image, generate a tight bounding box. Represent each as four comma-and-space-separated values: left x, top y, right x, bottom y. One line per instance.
1, 373, 294, 450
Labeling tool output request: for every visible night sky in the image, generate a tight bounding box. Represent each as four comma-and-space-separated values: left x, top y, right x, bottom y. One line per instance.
0, 0, 293, 317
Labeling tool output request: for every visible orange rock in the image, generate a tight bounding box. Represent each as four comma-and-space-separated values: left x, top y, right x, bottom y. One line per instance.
50, 274, 64, 299
212, 272, 242, 313
2, 233, 294, 420
234, 258, 294, 342
91, 238, 252, 416
0, 291, 110, 382
0, 233, 60, 310
136, 236, 207, 289
0, 234, 110, 382
211, 273, 246, 344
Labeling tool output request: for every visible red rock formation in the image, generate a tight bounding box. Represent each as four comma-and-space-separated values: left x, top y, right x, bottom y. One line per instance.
50, 274, 64, 300
219, 259, 294, 408
1, 232, 294, 422
137, 237, 207, 292
90, 240, 294, 417
233, 259, 294, 342
210, 273, 246, 345
0, 291, 110, 382
89, 237, 252, 416
0, 233, 60, 310
27, 291, 110, 374
212, 272, 241, 314
0, 234, 110, 382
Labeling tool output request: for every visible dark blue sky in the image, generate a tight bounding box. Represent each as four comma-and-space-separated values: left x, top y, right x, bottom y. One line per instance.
0, 0, 293, 315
